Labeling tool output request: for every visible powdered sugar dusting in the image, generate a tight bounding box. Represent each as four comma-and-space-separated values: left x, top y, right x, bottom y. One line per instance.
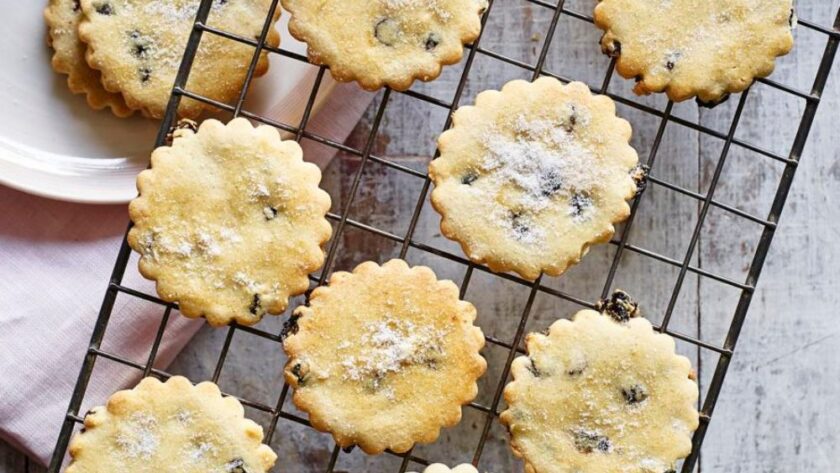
381, 0, 453, 21
174, 409, 193, 424
139, 2, 201, 23
196, 230, 221, 257
483, 113, 605, 209
501, 209, 544, 245
341, 316, 446, 391
639, 457, 670, 471
233, 272, 260, 292
116, 0, 229, 71
612, 1, 792, 85
187, 441, 216, 461
145, 226, 242, 261
174, 241, 194, 257
219, 227, 243, 244
115, 413, 159, 459
476, 111, 609, 242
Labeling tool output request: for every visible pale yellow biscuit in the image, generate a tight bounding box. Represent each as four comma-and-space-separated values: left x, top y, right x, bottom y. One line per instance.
429, 78, 640, 281
281, 0, 488, 91
411, 464, 479, 473
500, 305, 699, 473
67, 376, 277, 473
78, 0, 281, 119
127, 118, 332, 327
283, 259, 486, 454
44, 0, 134, 117
594, 0, 795, 104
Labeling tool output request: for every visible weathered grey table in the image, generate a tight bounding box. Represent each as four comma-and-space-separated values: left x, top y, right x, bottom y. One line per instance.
4, 0, 840, 471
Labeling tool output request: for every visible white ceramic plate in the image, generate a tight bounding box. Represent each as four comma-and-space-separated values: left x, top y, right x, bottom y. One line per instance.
0, 3, 333, 204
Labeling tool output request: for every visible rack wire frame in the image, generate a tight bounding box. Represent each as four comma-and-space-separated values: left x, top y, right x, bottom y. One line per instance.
48, 1, 840, 471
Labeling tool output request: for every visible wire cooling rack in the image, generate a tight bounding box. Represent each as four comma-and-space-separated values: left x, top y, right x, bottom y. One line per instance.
49, 1, 840, 472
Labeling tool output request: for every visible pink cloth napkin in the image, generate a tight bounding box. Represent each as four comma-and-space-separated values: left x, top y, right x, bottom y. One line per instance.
0, 83, 372, 466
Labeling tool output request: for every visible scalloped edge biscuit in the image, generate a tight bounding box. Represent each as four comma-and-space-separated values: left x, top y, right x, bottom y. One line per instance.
430, 78, 639, 281
283, 259, 486, 454
594, 0, 795, 104
67, 376, 277, 473
281, 0, 487, 91
44, 0, 135, 117
127, 118, 332, 327
500, 308, 699, 473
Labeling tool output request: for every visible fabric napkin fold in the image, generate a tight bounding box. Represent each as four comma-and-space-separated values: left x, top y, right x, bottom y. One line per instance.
0, 82, 372, 466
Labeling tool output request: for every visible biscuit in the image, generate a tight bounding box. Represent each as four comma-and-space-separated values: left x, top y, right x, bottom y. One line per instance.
78, 0, 281, 119
127, 118, 332, 327
411, 464, 479, 473
594, 0, 795, 104
500, 298, 699, 473
429, 78, 640, 281
44, 0, 134, 117
283, 259, 486, 454
281, 0, 488, 91
67, 376, 277, 473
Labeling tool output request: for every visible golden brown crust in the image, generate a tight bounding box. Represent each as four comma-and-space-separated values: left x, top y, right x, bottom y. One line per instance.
78, 0, 281, 119
281, 0, 487, 91
67, 376, 276, 473
429, 78, 638, 281
594, 0, 794, 104
44, 0, 135, 117
283, 259, 486, 454
500, 310, 700, 472
127, 118, 332, 326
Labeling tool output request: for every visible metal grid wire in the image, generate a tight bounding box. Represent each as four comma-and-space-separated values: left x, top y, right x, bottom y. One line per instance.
49, 1, 840, 471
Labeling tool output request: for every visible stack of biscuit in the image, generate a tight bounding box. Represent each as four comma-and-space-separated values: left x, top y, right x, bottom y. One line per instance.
44, 0, 281, 119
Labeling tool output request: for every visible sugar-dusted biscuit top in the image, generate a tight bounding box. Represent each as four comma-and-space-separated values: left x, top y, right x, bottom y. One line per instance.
594, 0, 795, 104
67, 376, 276, 473
127, 118, 332, 327
283, 259, 486, 454
430, 78, 640, 281
282, 0, 488, 91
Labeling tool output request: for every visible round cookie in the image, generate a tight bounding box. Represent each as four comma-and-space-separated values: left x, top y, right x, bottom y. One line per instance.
429, 78, 640, 281
283, 259, 486, 454
411, 464, 479, 473
44, 0, 134, 117
281, 0, 488, 91
78, 0, 281, 119
594, 0, 795, 105
67, 376, 277, 473
499, 300, 699, 473
127, 118, 332, 327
